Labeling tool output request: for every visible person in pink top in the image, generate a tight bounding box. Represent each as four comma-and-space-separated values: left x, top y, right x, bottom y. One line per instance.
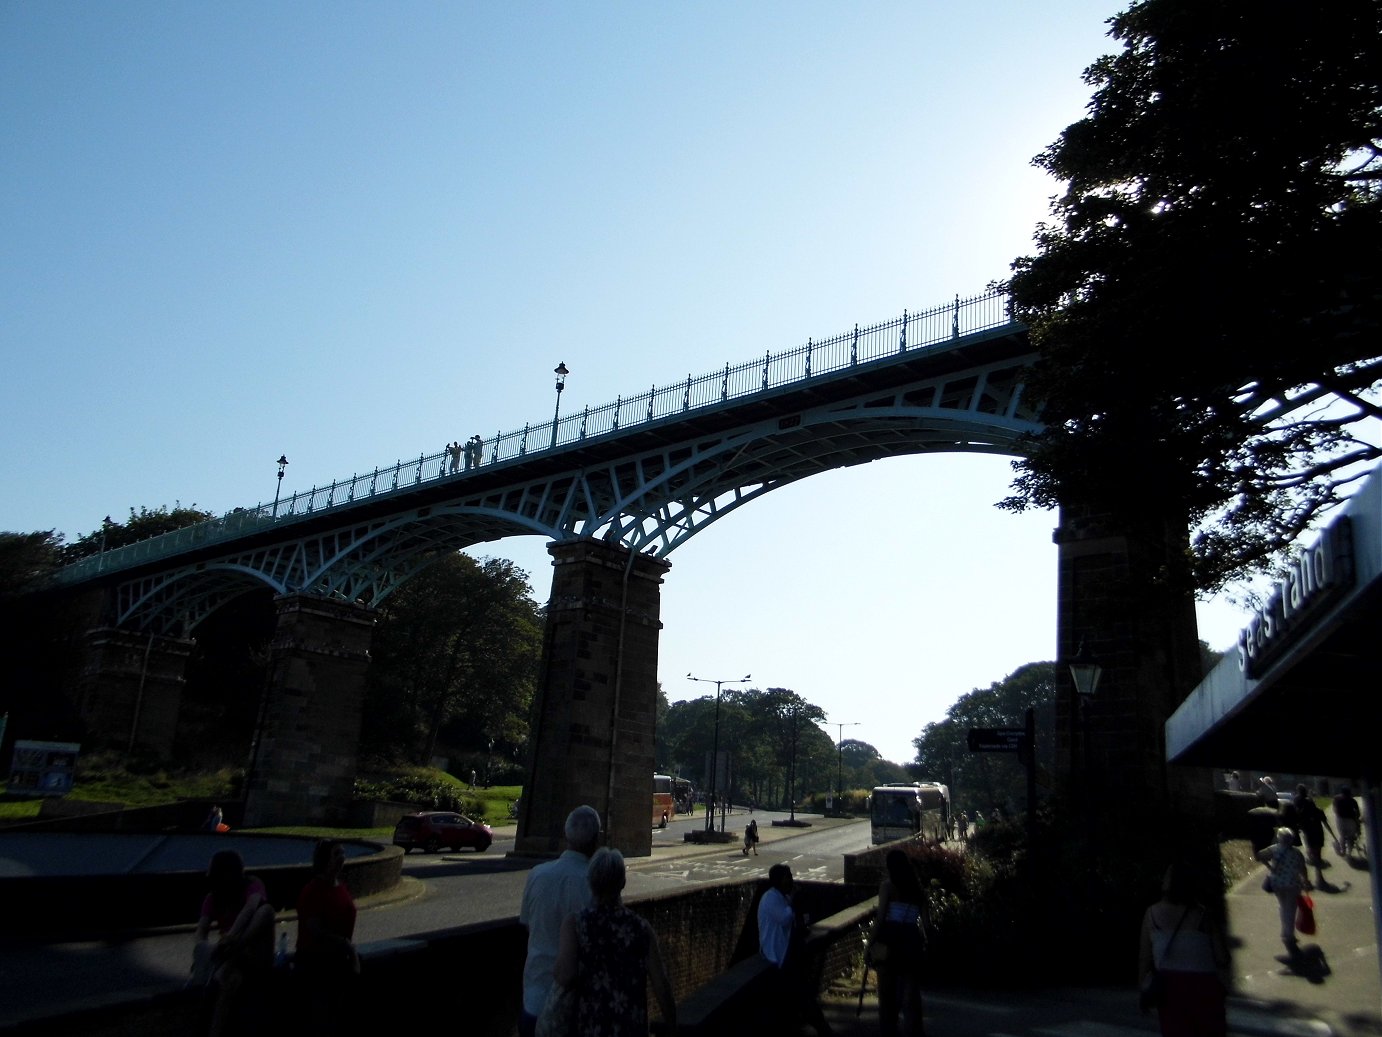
193, 849, 275, 1037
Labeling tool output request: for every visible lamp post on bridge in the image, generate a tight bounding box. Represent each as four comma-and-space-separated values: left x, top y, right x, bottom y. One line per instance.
551, 362, 569, 448
272, 455, 289, 517
687, 672, 750, 833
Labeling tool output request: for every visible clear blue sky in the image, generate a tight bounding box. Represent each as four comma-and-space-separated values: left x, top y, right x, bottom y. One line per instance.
1, 2, 1253, 766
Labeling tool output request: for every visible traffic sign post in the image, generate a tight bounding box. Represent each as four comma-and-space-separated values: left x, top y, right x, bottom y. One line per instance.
967, 709, 1038, 836
966, 727, 1024, 752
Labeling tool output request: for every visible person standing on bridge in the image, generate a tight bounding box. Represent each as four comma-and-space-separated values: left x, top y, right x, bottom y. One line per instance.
518, 805, 602, 1037
446, 441, 463, 474
553, 847, 677, 1037
758, 863, 833, 1036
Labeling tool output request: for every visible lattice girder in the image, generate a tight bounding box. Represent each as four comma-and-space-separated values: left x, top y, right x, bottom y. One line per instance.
99, 345, 1042, 632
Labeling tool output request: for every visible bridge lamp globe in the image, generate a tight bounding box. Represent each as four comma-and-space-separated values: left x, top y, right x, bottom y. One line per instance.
551, 362, 570, 446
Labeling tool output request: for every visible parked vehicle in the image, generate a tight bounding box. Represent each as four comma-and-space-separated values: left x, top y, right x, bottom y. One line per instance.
393, 811, 493, 853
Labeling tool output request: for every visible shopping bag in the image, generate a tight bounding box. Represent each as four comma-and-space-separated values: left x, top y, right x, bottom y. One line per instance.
1295, 893, 1317, 936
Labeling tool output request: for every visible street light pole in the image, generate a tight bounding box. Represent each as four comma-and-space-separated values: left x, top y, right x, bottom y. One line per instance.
551, 362, 569, 448
272, 455, 289, 517
687, 672, 751, 833
829, 720, 861, 809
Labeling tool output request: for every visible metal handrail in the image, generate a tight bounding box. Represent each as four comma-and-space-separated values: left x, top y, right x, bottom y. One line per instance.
58, 290, 1015, 582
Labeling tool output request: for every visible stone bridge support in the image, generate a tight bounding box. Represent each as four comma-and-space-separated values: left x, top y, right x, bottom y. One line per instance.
1054, 503, 1214, 818
243, 594, 376, 828
516, 539, 671, 859
79, 628, 194, 761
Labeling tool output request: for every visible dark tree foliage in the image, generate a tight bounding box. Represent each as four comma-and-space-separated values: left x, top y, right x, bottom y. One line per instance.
1001, 0, 1382, 593
0, 530, 65, 596
62, 505, 215, 563
362, 553, 542, 768
0, 532, 100, 752
657, 686, 839, 808
912, 662, 1057, 817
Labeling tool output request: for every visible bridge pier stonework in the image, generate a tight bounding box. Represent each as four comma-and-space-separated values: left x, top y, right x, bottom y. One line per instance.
79, 628, 194, 760
243, 594, 376, 828
1054, 502, 1214, 817
516, 539, 671, 859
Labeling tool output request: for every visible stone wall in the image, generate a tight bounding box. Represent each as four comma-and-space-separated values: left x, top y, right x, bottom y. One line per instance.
0, 878, 873, 1037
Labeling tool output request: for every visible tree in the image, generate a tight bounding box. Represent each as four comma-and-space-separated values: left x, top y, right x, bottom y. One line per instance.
838, 739, 909, 791
1001, 0, 1382, 593
62, 505, 215, 563
0, 530, 65, 596
363, 553, 542, 768
912, 662, 1057, 817
759, 687, 828, 819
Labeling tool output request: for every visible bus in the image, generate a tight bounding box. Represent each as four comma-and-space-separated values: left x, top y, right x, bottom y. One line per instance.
653, 774, 675, 828
672, 777, 695, 815
869, 782, 951, 845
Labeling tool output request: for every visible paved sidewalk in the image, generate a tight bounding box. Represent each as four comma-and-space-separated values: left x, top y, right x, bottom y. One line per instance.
824, 850, 1380, 1037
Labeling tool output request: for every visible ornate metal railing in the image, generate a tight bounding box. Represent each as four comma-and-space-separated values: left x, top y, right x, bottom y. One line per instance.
58, 289, 1016, 582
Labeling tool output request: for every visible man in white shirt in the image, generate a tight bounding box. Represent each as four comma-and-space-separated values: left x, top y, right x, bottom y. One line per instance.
517, 805, 602, 1037
758, 863, 796, 966
758, 863, 833, 1035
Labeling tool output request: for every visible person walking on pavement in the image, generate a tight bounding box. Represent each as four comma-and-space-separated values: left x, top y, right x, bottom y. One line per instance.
517, 805, 601, 1037
743, 819, 759, 856
1333, 785, 1362, 858
1291, 784, 1335, 887
1258, 826, 1310, 961
1138, 861, 1230, 1037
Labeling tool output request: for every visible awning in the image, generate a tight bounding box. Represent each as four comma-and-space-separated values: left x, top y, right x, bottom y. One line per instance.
1166, 465, 1382, 778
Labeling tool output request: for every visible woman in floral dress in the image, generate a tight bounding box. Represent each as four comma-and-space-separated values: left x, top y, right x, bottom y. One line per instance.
554, 848, 676, 1036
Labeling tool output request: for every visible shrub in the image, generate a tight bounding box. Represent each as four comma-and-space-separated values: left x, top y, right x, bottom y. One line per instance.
353, 768, 486, 819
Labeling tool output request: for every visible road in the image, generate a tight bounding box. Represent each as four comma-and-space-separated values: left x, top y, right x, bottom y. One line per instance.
0, 810, 869, 1028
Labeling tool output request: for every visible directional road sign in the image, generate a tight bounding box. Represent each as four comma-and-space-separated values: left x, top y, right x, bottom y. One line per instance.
967, 727, 1024, 752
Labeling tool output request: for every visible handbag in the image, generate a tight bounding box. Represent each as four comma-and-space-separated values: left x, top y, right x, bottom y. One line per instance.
1295, 893, 1317, 936
866, 919, 890, 963
1262, 871, 1274, 894
1140, 907, 1190, 1012
535, 981, 578, 1037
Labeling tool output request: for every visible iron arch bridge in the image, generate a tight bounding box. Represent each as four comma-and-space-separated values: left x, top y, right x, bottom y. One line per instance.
57, 290, 1041, 634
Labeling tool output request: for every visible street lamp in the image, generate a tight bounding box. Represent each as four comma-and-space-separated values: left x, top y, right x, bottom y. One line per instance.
1068, 641, 1102, 698
829, 720, 861, 810
687, 672, 751, 833
272, 455, 289, 517
551, 362, 569, 447
1067, 640, 1102, 812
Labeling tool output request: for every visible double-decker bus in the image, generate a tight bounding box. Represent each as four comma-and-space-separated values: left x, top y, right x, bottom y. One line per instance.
653, 774, 675, 828
869, 781, 951, 845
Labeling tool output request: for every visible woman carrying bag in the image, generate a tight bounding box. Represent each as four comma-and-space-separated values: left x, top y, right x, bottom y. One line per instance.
1258, 826, 1310, 960
1138, 861, 1230, 1037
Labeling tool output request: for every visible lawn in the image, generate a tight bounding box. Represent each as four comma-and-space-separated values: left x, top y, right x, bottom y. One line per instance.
0, 764, 522, 838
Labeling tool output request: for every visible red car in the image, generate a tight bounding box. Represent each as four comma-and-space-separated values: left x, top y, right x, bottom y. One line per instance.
393, 812, 493, 853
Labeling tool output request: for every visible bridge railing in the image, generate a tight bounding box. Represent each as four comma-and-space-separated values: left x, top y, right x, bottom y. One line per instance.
58, 290, 1014, 582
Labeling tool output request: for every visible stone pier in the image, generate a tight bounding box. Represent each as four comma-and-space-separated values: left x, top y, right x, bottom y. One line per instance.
516, 539, 670, 858
78, 627, 194, 761
242, 594, 376, 828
